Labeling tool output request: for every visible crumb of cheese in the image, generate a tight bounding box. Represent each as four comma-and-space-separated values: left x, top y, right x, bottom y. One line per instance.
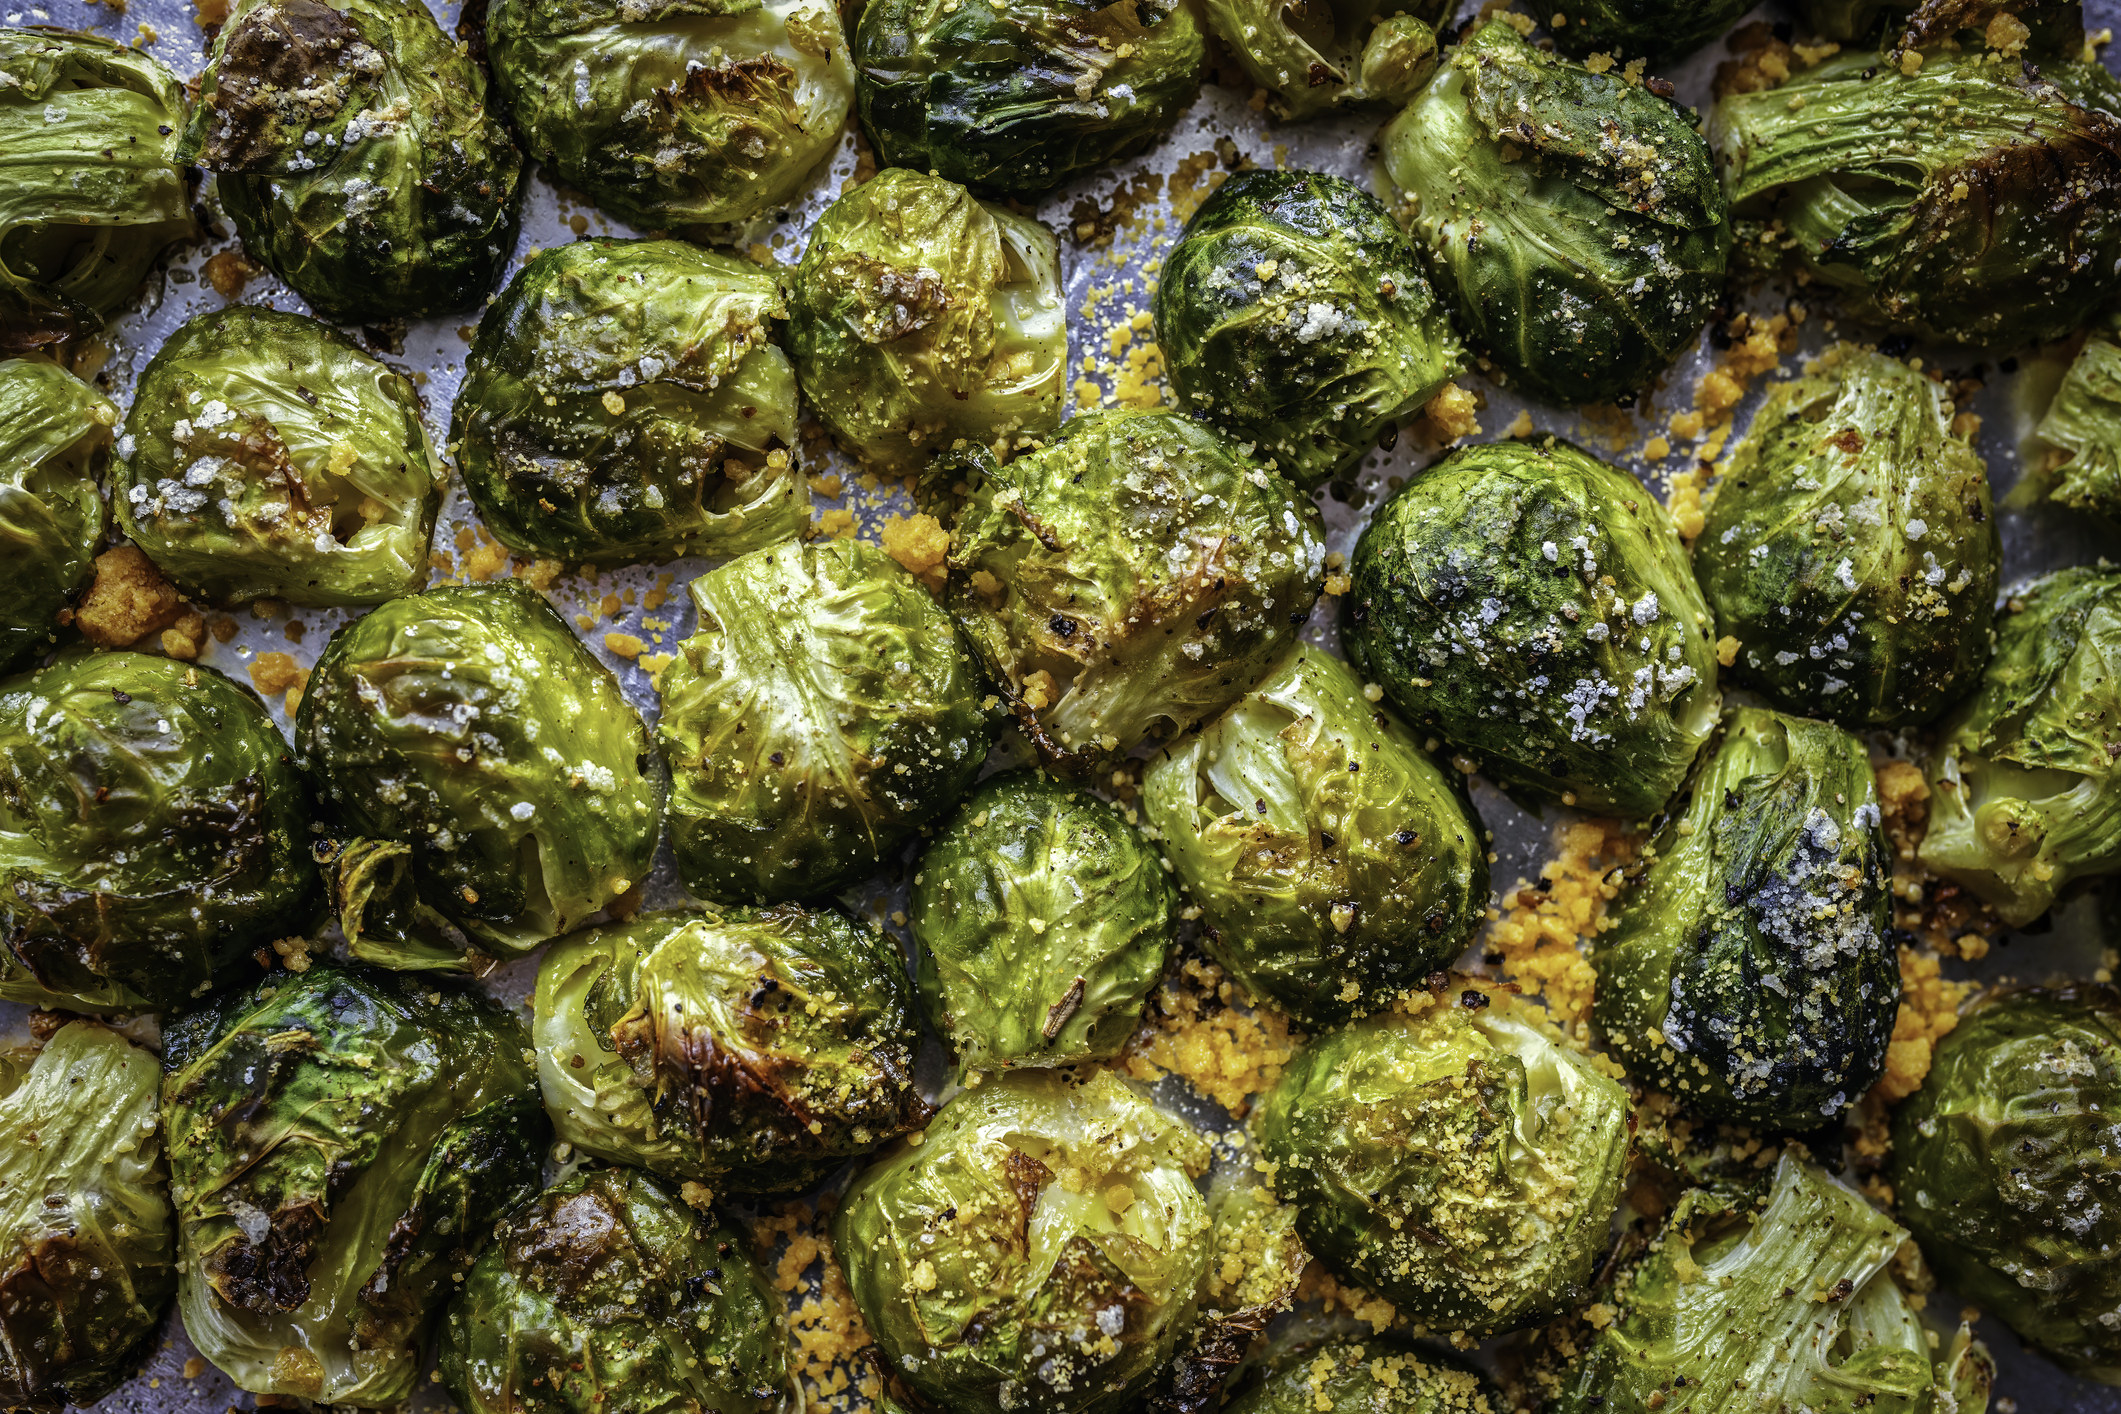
1121, 957, 1295, 1117
249, 652, 308, 700
752, 1199, 883, 1413
76, 546, 183, 648
1417, 382, 1482, 444
1874, 947, 1973, 1104
880, 513, 949, 592
1487, 820, 1635, 1032
1715, 634, 1741, 668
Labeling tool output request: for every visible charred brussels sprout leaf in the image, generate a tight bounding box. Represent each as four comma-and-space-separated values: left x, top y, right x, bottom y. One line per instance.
1889, 985, 2121, 1383
1141, 649, 1488, 1027
438, 1167, 794, 1414
298, 581, 663, 959
1697, 347, 1998, 727
1255, 984, 1628, 1335
835, 1069, 1212, 1414
0, 29, 192, 353
1201, 0, 1443, 119
162, 964, 547, 1408
1153, 169, 1460, 487
535, 907, 924, 1190
1223, 1339, 1503, 1414
911, 772, 1173, 1071
1594, 707, 1896, 1128
454, 238, 807, 565
928, 410, 1325, 768
1552, 1154, 1994, 1414
853, 0, 1202, 196
116, 307, 445, 607
1546, 0, 1756, 61
789, 168, 1065, 475
1919, 567, 2121, 926
0, 651, 317, 1009
1344, 437, 1718, 819
2029, 335, 2121, 522
0, 1023, 174, 1411
0, 359, 111, 671
487, 0, 853, 229
1380, 19, 1728, 406
178, 0, 524, 324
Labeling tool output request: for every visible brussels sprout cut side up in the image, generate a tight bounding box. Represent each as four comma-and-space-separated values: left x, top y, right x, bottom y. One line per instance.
1200, 0, 1444, 119
0, 359, 112, 673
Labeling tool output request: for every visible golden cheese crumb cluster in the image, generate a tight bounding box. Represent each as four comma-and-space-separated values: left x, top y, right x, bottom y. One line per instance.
1487, 820, 1636, 1031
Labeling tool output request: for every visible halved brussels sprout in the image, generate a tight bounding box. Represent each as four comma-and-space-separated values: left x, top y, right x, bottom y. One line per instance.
1547, 0, 1756, 60
487, 0, 853, 230
1343, 437, 1719, 819
115, 306, 445, 607
835, 1068, 1212, 1414
658, 539, 991, 904
1201, 0, 1444, 119
1696, 347, 1998, 728
438, 1166, 794, 1414
0, 650, 316, 1009
163, 964, 547, 1408
1919, 567, 2121, 927
1256, 984, 1629, 1335
1552, 1154, 1995, 1413
1154, 169, 1460, 487
1594, 707, 1896, 1129
926, 410, 1326, 768
298, 581, 663, 959
1380, 19, 1728, 406
0, 1022, 174, 1410
911, 772, 1173, 1071
534, 906, 925, 1191
853, 0, 1203, 196
178, 0, 524, 324
788, 168, 1066, 475
0, 359, 112, 671
2030, 335, 2121, 522
455, 238, 806, 566
1890, 985, 2121, 1384
0, 29, 191, 353
1141, 649, 1488, 1027
1224, 1339, 1503, 1414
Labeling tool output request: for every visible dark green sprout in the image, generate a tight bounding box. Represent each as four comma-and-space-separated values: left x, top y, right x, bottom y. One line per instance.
115, 306, 445, 607
0, 28, 192, 354
0, 1022, 175, 1411
1223, 1339, 1504, 1414
1200, 0, 1446, 119
178, 0, 524, 324
438, 1167, 795, 1414
0, 359, 112, 671
297, 581, 663, 962
1140, 648, 1489, 1027
534, 906, 925, 1191
2029, 334, 2121, 522
454, 238, 807, 565
1547, 0, 1757, 61
1153, 169, 1461, 487
1343, 436, 1720, 819
0, 650, 317, 1010
1803, 0, 2089, 58
486, 0, 854, 230
162, 964, 547, 1407
1380, 18, 1729, 406
910, 772, 1173, 1071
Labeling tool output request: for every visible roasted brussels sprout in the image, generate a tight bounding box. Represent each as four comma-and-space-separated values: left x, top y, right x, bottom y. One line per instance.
1552, 1154, 1995, 1413
1802, 0, 2088, 61
788, 168, 1066, 474
835, 1068, 1212, 1414
1891, 985, 2121, 1383
0, 359, 112, 671
0, 28, 191, 353
298, 581, 662, 959
0, 650, 316, 1009
487, 0, 853, 231
927, 410, 1326, 768
1714, 42, 2121, 347
1380, 19, 1728, 406
438, 1166, 794, 1414
1696, 347, 1998, 727
535, 906, 924, 1191
115, 306, 445, 607
178, 0, 524, 324
454, 238, 806, 565
163, 964, 547, 1408
0, 1022, 174, 1410
1153, 169, 1460, 487
1546, 0, 1755, 61
1224, 1339, 1503, 1414
853, 0, 1203, 196
2030, 334, 2121, 522
1140, 649, 1487, 1027
1201, 0, 1442, 119
1919, 567, 2121, 927
1343, 437, 1719, 819
1255, 985, 1629, 1335
1594, 707, 1896, 1128
910, 772, 1172, 1070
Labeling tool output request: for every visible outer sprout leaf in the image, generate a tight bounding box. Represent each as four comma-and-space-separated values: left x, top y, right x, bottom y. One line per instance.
2029, 335, 2121, 522
0, 359, 112, 671
1221, 1339, 1504, 1414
